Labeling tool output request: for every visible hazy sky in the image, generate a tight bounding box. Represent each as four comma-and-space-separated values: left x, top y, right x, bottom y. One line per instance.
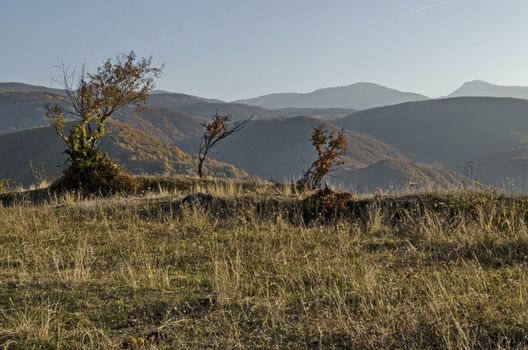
1, 0, 528, 100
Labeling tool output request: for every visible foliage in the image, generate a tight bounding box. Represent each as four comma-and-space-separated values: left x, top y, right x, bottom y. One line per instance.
45, 51, 162, 193
301, 187, 354, 222
197, 112, 251, 178
0, 179, 16, 194
49, 151, 136, 195
297, 124, 347, 190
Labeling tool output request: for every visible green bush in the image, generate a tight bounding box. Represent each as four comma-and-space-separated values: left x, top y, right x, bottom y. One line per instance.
50, 152, 136, 195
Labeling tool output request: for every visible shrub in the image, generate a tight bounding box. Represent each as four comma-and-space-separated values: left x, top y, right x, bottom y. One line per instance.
297, 125, 347, 190
50, 151, 137, 195
301, 187, 354, 222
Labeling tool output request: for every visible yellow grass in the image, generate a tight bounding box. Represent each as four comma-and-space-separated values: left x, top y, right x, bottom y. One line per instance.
0, 184, 527, 349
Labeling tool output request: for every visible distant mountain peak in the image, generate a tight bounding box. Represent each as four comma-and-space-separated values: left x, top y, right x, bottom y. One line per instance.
233, 82, 429, 110
449, 80, 528, 99
460, 80, 493, 87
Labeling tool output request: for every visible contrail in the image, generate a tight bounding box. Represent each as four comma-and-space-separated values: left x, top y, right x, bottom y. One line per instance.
409, 0, 457, 15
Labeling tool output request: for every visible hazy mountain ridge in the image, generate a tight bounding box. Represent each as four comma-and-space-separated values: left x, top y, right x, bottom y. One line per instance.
147, 92, 224, 108
271, 107, 357, 120
0, 92, 66, 134
449, 80, 528, 99
0, 82, 65, 95
172, 102, 276, 121
0, 84, 277, 128
9, 83, 528, 190
338, 96, 528, 187
234, 82, 430, 110
0, 89, 269, 137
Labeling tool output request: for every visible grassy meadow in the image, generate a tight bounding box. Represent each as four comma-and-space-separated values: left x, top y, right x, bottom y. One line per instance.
1, 179, 528, 349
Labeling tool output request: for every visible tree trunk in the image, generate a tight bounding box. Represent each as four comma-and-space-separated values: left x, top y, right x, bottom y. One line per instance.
197, 158, 205, 178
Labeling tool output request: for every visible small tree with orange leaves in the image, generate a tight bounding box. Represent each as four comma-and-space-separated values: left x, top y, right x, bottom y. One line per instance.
297, 124, 347, 189
197, 112, 251, 178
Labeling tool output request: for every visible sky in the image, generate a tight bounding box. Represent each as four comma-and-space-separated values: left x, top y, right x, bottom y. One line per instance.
1, 0, 528, 101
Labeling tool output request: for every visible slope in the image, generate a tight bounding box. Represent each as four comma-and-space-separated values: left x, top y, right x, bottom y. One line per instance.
344, 158, 462, 192
0, 92, 65, 134
0, 120, 246, 186
338, 97, 528, 186
179, 116, 407, 182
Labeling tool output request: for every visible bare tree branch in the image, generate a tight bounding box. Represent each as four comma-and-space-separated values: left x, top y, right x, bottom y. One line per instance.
197, 112, 252, 177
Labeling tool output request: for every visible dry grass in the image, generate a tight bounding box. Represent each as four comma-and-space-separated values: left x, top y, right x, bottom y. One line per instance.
1, 185, 528, 349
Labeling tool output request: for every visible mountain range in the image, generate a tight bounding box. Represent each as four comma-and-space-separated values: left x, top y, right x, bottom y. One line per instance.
3, 80, 528, 191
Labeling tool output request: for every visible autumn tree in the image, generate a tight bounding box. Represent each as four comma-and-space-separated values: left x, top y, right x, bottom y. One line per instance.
297, 124, 347, 189
197, 112, 251, 178
45, 51, 163, 193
